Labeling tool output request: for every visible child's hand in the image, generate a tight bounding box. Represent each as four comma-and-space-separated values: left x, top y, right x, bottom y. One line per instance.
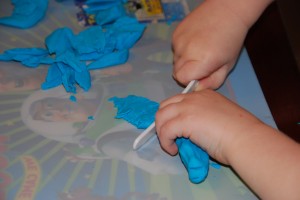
155, 89, 261, 165
172, 0, 248, 89
156, 90, 300, 199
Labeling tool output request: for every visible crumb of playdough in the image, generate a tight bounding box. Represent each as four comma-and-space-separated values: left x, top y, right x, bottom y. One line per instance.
69, 95, 77, 102
210, 162, 221, 169
88, 116, 94, 120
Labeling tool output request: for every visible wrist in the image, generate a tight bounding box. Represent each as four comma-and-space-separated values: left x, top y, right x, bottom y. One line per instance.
209, 0, 274, 29
224, 121, 280, 166
221, 119, 266, 165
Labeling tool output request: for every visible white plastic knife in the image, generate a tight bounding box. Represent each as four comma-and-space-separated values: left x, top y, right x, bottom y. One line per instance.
133, 80, 199, 150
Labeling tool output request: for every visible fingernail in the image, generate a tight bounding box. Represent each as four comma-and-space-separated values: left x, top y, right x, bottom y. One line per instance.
194, 82, 204, 91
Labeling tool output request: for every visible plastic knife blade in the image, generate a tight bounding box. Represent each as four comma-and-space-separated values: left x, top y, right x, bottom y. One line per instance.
133, 80, 199, 150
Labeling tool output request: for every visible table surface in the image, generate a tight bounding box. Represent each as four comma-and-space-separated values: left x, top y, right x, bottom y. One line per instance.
0, 0, 280, 199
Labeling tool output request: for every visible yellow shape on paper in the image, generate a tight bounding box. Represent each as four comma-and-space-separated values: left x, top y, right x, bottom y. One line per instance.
141, 0, 164, 15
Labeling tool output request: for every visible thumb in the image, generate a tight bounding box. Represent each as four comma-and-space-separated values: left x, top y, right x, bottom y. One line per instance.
195, 67, 229, 91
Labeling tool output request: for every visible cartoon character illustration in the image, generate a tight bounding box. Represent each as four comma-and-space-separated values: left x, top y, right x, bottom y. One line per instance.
30, 96, 98, 123
21, 84, 105, 145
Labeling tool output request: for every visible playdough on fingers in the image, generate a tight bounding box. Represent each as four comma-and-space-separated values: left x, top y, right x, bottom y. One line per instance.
109, 95, 210, 183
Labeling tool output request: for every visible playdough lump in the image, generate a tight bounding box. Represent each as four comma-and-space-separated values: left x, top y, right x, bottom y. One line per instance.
0, 0, 48, 29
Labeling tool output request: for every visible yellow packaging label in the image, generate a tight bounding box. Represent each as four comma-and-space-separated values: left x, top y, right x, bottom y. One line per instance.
141, 0, 164, 15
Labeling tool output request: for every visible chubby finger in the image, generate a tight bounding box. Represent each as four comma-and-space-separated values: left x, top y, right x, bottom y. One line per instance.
157, 116, 187, 155
172, 54, 184, 78
175, 60, 214, 86
155, 100, 183, 155
173, 58, 190, 85
195, 66, 230, 91
156, 101, 180, 135
159, 94, 185, 109
172, 50, 180, 67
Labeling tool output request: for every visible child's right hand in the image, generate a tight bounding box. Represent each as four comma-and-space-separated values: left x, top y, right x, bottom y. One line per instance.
156, 90, 300, 200
155, 89, 262, 165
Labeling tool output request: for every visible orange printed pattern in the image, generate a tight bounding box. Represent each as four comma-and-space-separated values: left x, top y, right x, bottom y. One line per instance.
16, 156, 41, 200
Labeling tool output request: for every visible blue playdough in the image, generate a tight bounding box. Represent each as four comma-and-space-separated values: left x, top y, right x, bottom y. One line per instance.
0, 10, 145, 93
69, 95, 77, 102
109, 95, 159, 129
106, 17, 147, 50
88, 116, 95, 120
70, 26, 106, 56
0, 0, 48, 29
94, 4, 126, 26
45, 27, 75, 55
109, 95, 210, 183
0, 48, 53, 67
84, 0, 126, 13
87, 49, 129, 70
41, 49, 91, 93
176, 138, 209, 183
